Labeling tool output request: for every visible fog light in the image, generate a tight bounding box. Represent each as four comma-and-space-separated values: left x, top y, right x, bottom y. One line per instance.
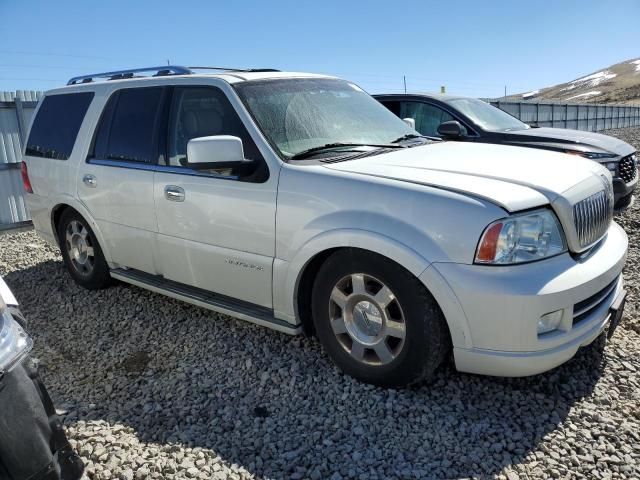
538, 310, 563, 335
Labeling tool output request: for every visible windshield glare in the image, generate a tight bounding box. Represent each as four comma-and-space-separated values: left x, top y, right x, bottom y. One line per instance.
235, 79, 416, 158
447, 98, 529, 132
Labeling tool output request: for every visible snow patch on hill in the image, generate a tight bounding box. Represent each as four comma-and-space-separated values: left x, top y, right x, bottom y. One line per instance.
566, 91, 602, 101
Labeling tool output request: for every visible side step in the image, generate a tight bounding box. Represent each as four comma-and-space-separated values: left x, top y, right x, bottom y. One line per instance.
110, 268, 301, 335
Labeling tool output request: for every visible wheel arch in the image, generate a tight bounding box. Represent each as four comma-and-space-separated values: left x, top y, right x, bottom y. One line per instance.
50, 199, 114, 265
274, 229, 435, 335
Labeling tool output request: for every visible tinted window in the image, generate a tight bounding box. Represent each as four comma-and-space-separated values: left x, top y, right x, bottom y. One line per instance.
26, 92, 94, 160
399, 102, 455, 137
447, 98, 529, 132
167, 86, 267, 181
94, 87, 165, 163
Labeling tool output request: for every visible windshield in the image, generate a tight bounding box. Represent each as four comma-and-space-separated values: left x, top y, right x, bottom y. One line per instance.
447, 98, 529, 132
234, 78, 416, 159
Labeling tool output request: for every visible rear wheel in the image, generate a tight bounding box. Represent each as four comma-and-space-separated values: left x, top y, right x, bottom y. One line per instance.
57, 210, 112, 290
312, 249, 449, 387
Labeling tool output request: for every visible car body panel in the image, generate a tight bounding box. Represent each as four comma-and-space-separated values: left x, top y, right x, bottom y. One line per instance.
0, 276, 18, 307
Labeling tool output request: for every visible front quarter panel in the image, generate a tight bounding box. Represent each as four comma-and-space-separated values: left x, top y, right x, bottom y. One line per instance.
273, 163, 507, 322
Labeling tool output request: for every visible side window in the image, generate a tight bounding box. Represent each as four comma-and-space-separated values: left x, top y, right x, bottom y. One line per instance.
379, 100, 400, 116
26, 92, 94, 160
167, 86, 267, 181
93, 87, 165, 163
399, 102, 454, 137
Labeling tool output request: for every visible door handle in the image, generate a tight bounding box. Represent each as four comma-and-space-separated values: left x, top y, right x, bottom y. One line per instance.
164, 185, 185, 202
82, 174, 97, 188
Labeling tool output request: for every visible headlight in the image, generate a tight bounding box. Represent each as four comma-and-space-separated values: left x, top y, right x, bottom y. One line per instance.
0, 298, 33, 373
566, 150, 617, 160
475, 209, 567, 265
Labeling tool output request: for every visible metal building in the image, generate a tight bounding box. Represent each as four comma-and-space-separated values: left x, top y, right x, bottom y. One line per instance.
0, 90, 40, 231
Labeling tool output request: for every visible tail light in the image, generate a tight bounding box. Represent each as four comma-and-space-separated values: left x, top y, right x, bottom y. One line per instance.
20, 161, 33, 194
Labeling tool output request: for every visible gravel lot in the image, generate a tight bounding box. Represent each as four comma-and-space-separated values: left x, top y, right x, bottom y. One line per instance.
1, 128, 639, 480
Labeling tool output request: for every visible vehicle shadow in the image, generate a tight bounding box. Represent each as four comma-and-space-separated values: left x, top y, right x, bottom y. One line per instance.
4, 260, 608, 479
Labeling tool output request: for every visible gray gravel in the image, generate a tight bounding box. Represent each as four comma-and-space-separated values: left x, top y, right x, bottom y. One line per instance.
1, 128, 640, 479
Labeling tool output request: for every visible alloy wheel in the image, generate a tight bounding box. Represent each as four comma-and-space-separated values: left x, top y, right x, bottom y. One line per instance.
65, 220, 95, 275
328, 273, 406, 365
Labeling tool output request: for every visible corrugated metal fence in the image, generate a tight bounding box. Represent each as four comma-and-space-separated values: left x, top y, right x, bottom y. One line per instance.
0, 90, 41, 230
489, 100, 640, 131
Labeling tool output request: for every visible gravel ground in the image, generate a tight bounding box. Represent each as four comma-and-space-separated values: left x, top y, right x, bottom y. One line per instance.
1, 128, 640, 480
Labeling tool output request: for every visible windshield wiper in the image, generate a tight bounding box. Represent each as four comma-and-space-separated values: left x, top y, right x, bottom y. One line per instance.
289, 142, 403, 160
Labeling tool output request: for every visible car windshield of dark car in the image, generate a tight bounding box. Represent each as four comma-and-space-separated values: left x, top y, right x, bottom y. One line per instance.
447, 98, 530, 132
234, 78, 417, 159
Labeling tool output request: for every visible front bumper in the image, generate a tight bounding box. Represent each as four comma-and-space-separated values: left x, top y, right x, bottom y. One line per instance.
427, 222, 628, 377
613, 175, 637, 211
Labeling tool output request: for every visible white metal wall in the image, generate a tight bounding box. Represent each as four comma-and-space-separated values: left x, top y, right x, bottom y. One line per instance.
0, 90, 40, 229
489, 100, 640, 131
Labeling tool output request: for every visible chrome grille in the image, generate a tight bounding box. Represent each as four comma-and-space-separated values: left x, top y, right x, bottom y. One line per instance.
572, 187, 613, 248
619, 154, 637, 183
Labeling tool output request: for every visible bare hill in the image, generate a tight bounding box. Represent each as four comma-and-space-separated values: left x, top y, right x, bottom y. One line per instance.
511, 58, 640, 104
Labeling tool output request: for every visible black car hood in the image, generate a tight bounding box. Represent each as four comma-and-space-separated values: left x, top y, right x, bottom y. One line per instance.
502, 127, 635, 157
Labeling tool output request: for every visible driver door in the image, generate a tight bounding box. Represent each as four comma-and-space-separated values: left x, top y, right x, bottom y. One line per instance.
153, 85, 277, 308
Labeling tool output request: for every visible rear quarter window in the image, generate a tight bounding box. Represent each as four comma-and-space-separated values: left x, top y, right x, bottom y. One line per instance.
25, 92, 94, 160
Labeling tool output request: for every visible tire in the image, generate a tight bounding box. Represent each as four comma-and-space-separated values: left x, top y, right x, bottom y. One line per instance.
312, 248, 449, 387
57, 209, 113, 290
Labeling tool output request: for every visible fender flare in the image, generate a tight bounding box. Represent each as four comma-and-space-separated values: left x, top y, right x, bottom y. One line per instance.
49, 196, 115, 266
273, 228, 429, 322
273, 228, 472, 349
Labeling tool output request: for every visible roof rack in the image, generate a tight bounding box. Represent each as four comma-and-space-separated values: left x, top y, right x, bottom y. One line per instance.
67, 65, 281, 85
67, 66, 192, 85
188, 66, 280, 73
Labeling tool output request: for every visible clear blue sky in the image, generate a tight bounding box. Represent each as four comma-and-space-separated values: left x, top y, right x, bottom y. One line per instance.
0, 0, 638, 98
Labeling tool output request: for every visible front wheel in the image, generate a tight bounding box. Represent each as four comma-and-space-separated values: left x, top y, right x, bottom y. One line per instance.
312, 249, 450, 387
57, 210, 113, 290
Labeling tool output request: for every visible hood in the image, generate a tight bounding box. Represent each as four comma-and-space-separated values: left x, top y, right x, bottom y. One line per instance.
504, 127, 635, 157
323, 142, 607, 212
0, 276, 17, 307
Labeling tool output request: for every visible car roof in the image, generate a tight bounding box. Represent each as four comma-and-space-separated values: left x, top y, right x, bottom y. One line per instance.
44, 70, 338, 96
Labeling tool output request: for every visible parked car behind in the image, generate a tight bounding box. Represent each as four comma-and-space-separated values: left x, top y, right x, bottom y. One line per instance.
23, 66, 627, 387
0, 275, 84, 479
375, 93, 638, 211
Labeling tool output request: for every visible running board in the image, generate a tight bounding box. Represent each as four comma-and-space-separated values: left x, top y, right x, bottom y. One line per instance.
110, 268, 301, 335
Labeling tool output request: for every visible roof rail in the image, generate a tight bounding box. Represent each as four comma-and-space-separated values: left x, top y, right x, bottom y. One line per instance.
67, 66, 192, 85
189, 66, 280, 73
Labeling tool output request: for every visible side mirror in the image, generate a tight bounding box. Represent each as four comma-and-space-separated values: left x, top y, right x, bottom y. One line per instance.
185, 135, 254, 171
437, 121, 466, 138
402, 118, 416, 129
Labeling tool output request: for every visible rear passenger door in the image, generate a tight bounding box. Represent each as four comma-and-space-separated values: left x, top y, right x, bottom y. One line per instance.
78, 86, 168, 274
152, 85, 276, 308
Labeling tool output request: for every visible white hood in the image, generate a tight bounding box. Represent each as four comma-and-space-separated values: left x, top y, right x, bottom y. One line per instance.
323, 142, 607, 212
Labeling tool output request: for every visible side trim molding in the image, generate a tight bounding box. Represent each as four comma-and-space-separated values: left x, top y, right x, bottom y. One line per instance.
110, 268, 301, 335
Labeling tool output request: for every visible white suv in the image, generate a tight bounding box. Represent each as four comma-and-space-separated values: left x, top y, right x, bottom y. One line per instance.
22, 66, 628, 386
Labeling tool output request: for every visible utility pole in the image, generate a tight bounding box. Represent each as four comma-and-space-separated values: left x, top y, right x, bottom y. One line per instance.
167, 59, 170, 66
504, 85, 507, 100
403, 76, 407, 93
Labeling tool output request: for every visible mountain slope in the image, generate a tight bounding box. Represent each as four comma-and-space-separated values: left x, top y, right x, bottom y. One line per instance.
513, 58, 640, 103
